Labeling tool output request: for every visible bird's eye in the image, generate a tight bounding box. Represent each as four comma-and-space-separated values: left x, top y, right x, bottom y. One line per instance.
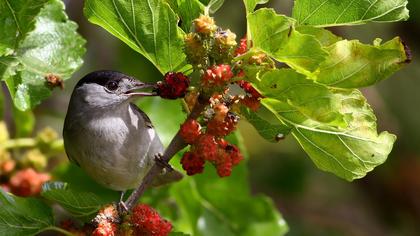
106, 81, 118, 91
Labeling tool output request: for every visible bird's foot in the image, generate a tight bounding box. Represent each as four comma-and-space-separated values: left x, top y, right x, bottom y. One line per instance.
117, 201, 129, 216
154, 153, 173, 171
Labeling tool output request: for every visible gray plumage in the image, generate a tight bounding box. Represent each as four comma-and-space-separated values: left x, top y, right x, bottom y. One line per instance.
63, 71, 165, 191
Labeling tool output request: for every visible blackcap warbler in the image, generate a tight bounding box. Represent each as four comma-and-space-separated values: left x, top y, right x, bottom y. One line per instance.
63, 71, 179, 198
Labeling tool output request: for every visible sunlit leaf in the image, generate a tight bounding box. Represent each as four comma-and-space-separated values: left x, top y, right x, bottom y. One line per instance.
84, 0, 187, 74
261, 89, 396, 181
1, 0, 85, 111
313, 37, 410, 88
243, 0, 269, 13
257, 69, 345, 126
248, 8, 328, 74
293, 0, 409, 27
166, 0, 205, 32
0, 0, 49, 56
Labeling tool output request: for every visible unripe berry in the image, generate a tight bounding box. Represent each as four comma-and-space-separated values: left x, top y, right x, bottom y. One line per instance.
202, 64, 234, 87
156, 72, 190, 99
184, 33, 208, 67
194, 15, 217, 34
181, 151, 205, 175
211, 29, 237, 63
180, 119, 201, 144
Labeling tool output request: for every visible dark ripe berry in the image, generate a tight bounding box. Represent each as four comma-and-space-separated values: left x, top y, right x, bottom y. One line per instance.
131, 204, 172, 236
194, 134, 218, 162
207, 113, 239, 137
180, 151, 205, 175
234, 36, 250, 56
156, 72, 190, 99
180, 119, 201, 144
202, 64, 234, 87
193, 15, 217, 34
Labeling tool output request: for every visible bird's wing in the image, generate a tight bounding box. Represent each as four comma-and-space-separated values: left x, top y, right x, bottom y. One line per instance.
129, 103, 153, 128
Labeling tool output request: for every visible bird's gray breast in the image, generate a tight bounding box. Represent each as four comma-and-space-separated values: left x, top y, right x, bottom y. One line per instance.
64, 103, 163, 191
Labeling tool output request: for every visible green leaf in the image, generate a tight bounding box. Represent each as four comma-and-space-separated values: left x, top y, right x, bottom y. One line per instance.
257, 69, 345, 126
241, 106, 291, 142
248, 8, 328, 74
0, 0, 49, 56
41, 182, 111, 222
243, 0, 269, 13
0, 189, 54, 236
261, 89, 396, 181
296, 26, 341, 47
313, 37, 410, 88
292, 0, 409, 27
165, 134, 288, 236
1, 0, 86, 111
84, 0, 187, 74
166, 0, 205, 32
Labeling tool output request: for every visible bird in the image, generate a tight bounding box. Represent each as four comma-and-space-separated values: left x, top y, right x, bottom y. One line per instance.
63, 70, 180, 207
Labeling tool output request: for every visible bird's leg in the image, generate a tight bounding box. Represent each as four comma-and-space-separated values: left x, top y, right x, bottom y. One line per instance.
154, 153, 173, 172
117, 191, 128, 214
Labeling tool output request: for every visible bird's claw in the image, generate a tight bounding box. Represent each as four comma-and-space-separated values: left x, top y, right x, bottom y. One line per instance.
117, 201, 129, 216
154, 153, 173, 171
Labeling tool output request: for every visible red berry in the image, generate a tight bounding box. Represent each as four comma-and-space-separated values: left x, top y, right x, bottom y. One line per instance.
225, 144, 243, 166
237, 80, 261, 98
156, 72, 190, 99
131, 204, 172, 236
235, 36, 250, 56
9, 168, 50, 197
180, 119, 201, 144
92, 222, 117, 236
207, 113, 239, 137
180, 152, 205, 175
202, 64, 234, 86
237, 80, 262, 111
215, 153, 233, 177
194, 134, 218, 161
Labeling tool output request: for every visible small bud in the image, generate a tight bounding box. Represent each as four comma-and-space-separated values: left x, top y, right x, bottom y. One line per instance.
193, 15, 217, 34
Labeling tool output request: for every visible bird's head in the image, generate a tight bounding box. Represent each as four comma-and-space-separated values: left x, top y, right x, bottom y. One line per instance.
71, 70, 156, 109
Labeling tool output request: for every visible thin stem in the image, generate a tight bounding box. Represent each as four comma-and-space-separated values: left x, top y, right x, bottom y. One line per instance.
1, 138, 36, 149
124, 95, 208, 211
43, 226, 75, 236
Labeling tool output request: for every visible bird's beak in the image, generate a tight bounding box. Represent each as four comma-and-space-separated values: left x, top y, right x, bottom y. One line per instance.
125, 81, 158, 97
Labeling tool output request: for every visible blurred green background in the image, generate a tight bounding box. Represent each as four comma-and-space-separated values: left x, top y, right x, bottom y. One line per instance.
6, 0, 418, 235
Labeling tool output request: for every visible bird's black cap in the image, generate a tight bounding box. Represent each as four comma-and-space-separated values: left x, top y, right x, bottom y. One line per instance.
75, 70, 132, 88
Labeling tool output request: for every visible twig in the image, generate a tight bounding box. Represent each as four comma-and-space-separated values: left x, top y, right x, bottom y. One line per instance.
124, 95, 208, 211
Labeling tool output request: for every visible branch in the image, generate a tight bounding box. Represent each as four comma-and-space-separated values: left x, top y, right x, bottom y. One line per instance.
124, 95, 208, 211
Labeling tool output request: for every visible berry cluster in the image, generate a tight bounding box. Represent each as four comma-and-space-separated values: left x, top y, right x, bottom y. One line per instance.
90, 203, 172, 236
155, 15, 267, 178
